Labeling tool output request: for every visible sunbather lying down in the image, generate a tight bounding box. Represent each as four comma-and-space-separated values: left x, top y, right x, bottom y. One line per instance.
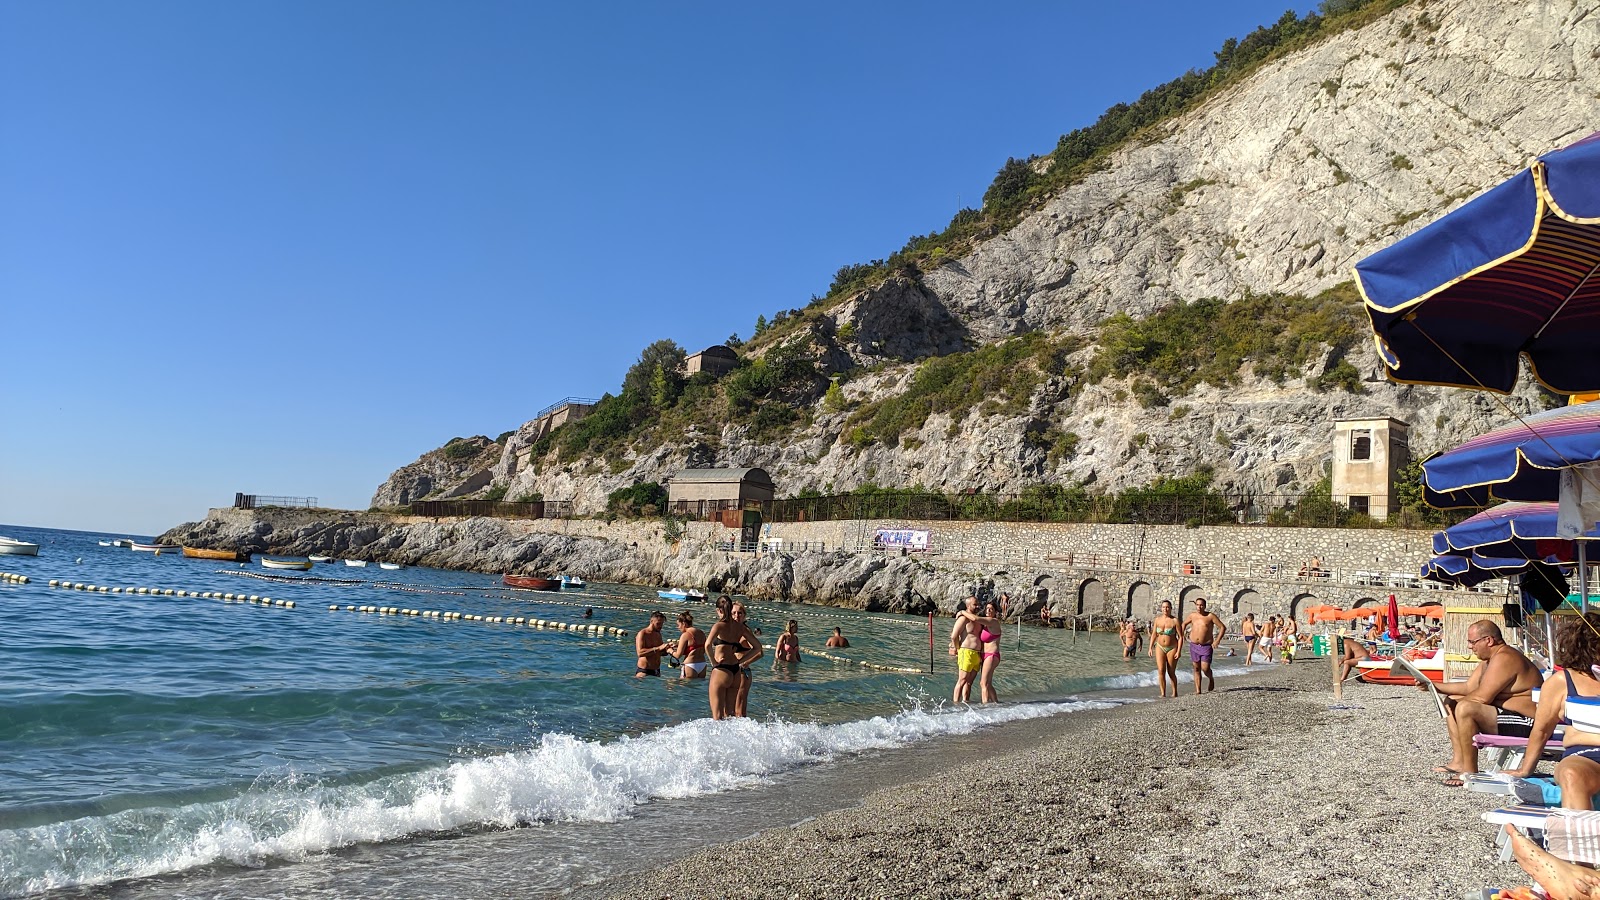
1505, 823, 1600, 899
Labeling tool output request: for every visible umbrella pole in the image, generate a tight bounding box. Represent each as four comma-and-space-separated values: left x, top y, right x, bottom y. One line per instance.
1583, 542, 1591, 614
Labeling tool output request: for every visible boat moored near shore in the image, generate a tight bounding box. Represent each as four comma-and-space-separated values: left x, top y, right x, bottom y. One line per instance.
261, 557, 313, 571
130, 542, 180, 554
342, 559, 368, 567
503, 574, 561, 592
181, 546, 251, 562
657, 588, 705, 602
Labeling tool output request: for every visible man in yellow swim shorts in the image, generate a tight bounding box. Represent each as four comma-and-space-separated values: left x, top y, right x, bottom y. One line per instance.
950, 596, 982, 703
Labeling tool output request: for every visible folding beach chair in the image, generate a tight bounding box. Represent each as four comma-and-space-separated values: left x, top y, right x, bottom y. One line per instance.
1474, 733, 1567, 773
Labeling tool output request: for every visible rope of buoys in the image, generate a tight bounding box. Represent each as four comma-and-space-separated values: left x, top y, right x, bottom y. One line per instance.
797, 645, 922, 674
41, 578, 295, 608
321, 604, 628, 637
0, 572, 29, 584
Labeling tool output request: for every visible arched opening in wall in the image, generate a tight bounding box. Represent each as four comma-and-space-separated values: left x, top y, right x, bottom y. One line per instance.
1233, 589, 1261, 617
1354, 597, 1380, 608
1078, 579, 1104, 616
1178, 585, 1205, 621
1129, 582, 1153, 619
1033, 574, 1057, 616
1290, 593, 1319, 620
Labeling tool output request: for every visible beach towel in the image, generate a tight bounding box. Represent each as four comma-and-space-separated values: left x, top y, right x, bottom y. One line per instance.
1544, 810, 1600, 865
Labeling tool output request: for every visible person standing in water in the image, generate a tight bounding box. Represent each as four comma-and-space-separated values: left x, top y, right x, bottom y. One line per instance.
1120, 619, 1140, 660
634, 611, 668, 677
730, 602, 762, 717
956, 600, 1005, 703
1240, 613, 1259, 668
1150, 600, 1183, 699
773, 619, 801, 667
1183, 597, 1227, 694
949, 596, 981, 704
672, 611, 707, 679
826, 627, 849, 648
706, 596, 762, 720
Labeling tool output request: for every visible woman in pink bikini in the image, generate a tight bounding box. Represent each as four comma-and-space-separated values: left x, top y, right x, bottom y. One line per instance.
957, 600, 1005, 703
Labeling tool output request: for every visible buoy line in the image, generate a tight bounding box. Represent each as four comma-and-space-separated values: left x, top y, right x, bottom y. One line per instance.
42, 578, 295, 608
751, 642, 920, 674
0, 571, 31, 584
321, 604, 628, 638
215, 570, 472, 596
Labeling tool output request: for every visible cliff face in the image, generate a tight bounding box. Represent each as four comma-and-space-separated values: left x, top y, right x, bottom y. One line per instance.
383, 0, 1600, 511
370, 436, 504, 508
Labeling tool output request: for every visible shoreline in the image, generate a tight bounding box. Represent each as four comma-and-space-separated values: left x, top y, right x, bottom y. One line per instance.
592, 662, 1523, 899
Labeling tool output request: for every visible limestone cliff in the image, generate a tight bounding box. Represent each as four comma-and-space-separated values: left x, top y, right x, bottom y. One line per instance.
387, 0, 1600, 511
370, 435, 504, 508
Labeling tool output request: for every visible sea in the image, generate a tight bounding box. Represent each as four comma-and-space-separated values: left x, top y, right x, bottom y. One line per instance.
0, 525, 1258, 898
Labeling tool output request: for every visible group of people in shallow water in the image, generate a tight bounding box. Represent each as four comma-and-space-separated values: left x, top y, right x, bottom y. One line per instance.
632, 596, 852, 719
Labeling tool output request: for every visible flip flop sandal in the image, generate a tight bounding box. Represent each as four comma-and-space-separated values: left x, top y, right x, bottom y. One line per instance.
1440, 776, 1466, 788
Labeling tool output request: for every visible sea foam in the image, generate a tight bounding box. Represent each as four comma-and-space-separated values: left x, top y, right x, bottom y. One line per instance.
0, 698, 1115, 895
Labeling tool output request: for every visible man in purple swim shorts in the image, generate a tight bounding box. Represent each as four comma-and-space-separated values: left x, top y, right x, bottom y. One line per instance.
1183, 597, 1227, 695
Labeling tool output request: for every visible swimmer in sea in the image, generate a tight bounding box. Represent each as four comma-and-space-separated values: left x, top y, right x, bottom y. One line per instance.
672, 610, 707, 679
730, 601, 762, 716
707, 596, 762, 720
826, 627, 849, 648
773, 619, 801, 668
634, 611, 668, 677
1150, 600, 1183, 699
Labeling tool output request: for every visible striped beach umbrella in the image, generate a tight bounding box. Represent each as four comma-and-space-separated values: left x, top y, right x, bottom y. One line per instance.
1358, 131, 1600, 394
1420, 400, 1600, 508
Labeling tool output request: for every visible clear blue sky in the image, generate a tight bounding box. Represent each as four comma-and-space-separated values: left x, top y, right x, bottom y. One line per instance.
1, 1, 1314, 535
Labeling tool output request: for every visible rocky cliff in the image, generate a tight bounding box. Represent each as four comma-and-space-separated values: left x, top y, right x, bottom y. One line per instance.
371, 435, 504, 508
381, 0, 1600, 512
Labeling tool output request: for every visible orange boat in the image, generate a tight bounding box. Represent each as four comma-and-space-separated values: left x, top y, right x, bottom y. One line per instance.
503, 574, 561, 592
182, 546, 250, 562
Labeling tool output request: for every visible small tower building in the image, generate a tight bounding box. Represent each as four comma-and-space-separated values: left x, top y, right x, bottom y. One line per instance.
1330, 417, 1410, 520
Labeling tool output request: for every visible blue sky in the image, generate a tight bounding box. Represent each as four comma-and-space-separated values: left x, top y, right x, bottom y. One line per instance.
1, 1, 1314, 535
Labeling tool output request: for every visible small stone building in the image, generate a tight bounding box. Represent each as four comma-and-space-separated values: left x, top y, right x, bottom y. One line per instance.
1331, 417, 1410, 519
666, 467, 775, 518
685, 345, 739, 378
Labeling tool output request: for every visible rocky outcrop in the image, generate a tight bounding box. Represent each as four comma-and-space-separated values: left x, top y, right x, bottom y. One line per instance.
384, 0, 1600, 510
370, 436, 504, 508
158, 508, 980, 615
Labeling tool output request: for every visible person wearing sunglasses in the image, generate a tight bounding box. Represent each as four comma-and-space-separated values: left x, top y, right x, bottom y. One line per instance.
1429, 619, 1542, 786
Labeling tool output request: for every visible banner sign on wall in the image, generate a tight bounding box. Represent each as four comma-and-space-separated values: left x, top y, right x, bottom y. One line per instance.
872, 528, 930, 551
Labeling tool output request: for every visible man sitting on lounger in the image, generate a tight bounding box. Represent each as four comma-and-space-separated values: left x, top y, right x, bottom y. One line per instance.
1431, 619, 1543, 784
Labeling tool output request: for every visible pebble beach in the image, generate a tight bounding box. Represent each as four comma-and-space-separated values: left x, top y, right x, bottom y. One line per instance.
598, 662, 1526, 899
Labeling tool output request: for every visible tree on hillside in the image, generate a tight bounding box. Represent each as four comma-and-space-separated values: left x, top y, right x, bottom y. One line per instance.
622, 339, 686, 404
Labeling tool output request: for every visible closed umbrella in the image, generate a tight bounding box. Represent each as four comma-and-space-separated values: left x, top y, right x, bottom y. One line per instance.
1387, 594, 1402, 642
1358, 131, 1600, 394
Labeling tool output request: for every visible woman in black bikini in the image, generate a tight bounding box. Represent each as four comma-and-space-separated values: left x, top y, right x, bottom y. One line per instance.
706, 596, 762, 720
730, 601, 762, 717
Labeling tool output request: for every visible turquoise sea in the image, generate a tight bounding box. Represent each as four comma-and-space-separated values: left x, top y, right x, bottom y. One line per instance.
0, 525, 1257, 897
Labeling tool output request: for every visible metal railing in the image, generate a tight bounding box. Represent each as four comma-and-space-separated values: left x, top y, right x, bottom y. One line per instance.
532, 397, 599, 420
235, 493, 318, 509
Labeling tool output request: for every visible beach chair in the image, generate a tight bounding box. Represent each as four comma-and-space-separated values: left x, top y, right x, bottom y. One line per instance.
1482, 805, 1600, 865
1474, 733, 1566, 773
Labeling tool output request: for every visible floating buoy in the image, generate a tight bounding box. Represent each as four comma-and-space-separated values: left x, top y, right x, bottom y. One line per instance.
329, 604, 339, 610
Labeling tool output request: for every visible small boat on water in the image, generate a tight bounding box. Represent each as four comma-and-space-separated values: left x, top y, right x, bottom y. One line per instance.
309, 555, 332, 563
97, 541, 113, 547
342, 559, 368, 567
378, 562, 403, 571
111, 540, 133, 548
657, 588, 705, 602
182, 546, 251, 562
130, 542, 181, 554
503, 574, 561, 592
560, 575, 587, 589
0, 536, 41, 556
261, 557, 313, 571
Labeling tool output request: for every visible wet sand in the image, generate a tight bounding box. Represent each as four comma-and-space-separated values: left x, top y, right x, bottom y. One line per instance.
597, 661, 1526, 899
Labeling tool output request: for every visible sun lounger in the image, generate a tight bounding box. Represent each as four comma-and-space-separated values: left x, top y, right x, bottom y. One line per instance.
1473, 733, 1565, 772
1482, 806, 1600, 865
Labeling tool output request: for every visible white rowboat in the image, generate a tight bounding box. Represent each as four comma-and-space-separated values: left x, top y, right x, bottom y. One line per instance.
342, 560, 368, 567
261, 558, 312, 571
378, 562, 403, 570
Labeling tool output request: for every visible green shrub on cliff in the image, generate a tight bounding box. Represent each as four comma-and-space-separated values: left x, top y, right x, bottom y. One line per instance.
607, 482, 667, 518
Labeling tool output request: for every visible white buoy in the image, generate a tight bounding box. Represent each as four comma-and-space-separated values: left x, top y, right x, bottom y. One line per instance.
329, 605, 339, 610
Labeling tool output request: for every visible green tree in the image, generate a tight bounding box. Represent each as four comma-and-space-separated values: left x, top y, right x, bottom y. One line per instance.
754, 314, 768, 335
982, 157, 1037, 212
623, 339, 685, 400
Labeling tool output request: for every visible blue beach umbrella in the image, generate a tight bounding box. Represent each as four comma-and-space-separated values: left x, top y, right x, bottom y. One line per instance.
1432, 501, 1600, 562
1358, 131, 1600, 394
1420, 551, 1563, 588
1420, 400, 1600, 508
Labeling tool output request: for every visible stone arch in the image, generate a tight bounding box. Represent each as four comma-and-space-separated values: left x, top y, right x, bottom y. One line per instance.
1290, 593, 1320, 620
1233, 589, 1261, 616
1178, 585, 1205, 620
1033, 574, 1057, 614
1353, 596, 1381, 608
1077, 579, 1105, 616
1128, 581, 1153, 619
